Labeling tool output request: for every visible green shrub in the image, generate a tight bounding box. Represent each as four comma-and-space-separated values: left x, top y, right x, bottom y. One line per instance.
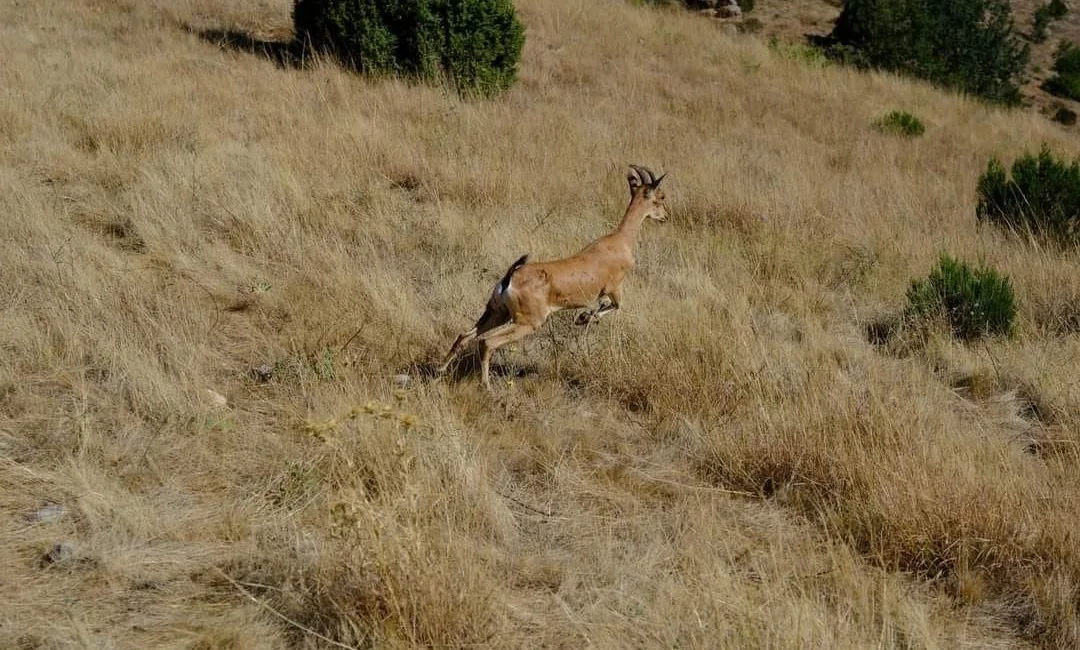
1043, 41, 1080, 101
905, 254, 1016, 341
977, 146, 1080, 246
739, 17, 764, 33
1048, 0, 1069, 19
827, 0, 1029, 105
1033, 5, 1053, 43
874, 110, 925, 137
1054, 106, 1077, 125
292, 0, 525, 97
768, 37, 829, 68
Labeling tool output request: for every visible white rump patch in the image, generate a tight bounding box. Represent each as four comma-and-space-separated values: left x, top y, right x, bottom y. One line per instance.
496, 275, 512, 297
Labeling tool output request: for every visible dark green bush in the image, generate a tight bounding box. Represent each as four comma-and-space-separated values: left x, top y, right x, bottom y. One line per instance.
827, 0, 1029, 105
1053, 106, 1077, 125
905, 254, 1016, 341
1048, 0, 1069, 19
1042, 41, 1080, 101
292, 0, 525, 97
977, 146, 1080, 246
874, 110, 925, 137
1033, 5, 1053, 43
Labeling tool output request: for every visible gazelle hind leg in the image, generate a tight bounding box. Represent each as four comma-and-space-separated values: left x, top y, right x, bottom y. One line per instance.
478, 323, 537, 389
437, 327, 478, 374
437, 302, 512, 374
440, 318, 518, 378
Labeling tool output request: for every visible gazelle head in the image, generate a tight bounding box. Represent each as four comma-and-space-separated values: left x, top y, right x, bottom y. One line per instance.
627, 164, 669, 223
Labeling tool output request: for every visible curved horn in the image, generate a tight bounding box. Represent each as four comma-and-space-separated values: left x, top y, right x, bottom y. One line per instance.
631, 165, 655, 186
652, 172, 666, 188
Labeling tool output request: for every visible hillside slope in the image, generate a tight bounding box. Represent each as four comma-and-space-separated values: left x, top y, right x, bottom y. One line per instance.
3, 0, 1080, 648
747, 0, 1080, 119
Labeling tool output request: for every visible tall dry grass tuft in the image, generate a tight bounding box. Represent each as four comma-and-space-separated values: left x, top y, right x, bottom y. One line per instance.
2, 0, 1080, 647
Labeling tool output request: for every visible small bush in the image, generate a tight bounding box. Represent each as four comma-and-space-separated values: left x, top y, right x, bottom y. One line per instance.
1054, 106, 1077, 125
905, 254, 1016, 341
768, 37, 829, 68
827, 0, 1029, 105
1048, 0, 1069, 19
1033, 5, 1053, 43
1043, 41, 1080, 101
977, 146, 1080, 246
292, 0, 525, 97
739, 17, 764, 33
874, 110, 925, 137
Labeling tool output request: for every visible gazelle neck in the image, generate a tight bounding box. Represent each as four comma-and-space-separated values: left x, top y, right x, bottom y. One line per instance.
612, 193, 649, 244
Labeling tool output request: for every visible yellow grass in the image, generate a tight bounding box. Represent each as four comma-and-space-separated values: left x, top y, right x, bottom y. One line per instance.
3, 0, 1080, 647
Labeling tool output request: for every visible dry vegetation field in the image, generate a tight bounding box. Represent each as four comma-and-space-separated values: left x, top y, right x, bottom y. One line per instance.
4, 0, 1080, 647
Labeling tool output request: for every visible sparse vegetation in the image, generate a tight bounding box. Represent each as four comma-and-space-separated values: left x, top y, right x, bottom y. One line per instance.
768, 36, 829, 67
905, 254, 1016, 341
827, 0, 1029, 105
292, 0, 525, 96
1043, 41, 1080, 101
977, 146, 1080, 246
874, 110, 925, 137
739, 16, 764, 33
8, 0, 1080, 649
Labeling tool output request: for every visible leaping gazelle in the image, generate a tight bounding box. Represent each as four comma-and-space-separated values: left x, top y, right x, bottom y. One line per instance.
437, 164, 670, 389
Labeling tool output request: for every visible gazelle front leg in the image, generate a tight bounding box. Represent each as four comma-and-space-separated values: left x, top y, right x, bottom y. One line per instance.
592, 293, 620, 321
575, 288, 621, 326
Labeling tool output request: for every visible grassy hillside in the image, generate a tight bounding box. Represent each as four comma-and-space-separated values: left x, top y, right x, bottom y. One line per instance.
746, 0, 1080, 119
3, 0, 1080, 648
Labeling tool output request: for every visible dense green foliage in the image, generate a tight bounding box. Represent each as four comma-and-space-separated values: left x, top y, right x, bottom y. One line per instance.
293, 0, 525, 96
827, 0, 1029, 105
1043, 41, 1080, 101
874, 110, 925, 137
905, 255, 1016, 341
977, 146, 1080, 246
1048, 0, 1069, 18
1033, 5, 1053, 42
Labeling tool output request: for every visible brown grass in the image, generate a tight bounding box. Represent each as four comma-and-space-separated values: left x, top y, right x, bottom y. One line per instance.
3, 0, 1080, 648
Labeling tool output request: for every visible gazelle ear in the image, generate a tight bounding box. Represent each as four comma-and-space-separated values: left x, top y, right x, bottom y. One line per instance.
651, 173, 667, 189
627, 166, 644, 195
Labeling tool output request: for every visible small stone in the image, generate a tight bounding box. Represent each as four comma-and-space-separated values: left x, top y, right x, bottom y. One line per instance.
251, 364, 274, 383
40, 541, 79, 567
717, 4, 742, 18
29, 504, 66, 524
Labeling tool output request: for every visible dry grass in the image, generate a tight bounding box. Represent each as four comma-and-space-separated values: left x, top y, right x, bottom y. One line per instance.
3, 0, 1080, 648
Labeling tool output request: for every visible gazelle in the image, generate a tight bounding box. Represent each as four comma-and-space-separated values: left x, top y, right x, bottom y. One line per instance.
437, 164, 669, 389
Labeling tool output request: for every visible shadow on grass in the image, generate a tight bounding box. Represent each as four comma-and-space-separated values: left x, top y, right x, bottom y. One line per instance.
407, 348, 539, 388
189, 26, 308, 69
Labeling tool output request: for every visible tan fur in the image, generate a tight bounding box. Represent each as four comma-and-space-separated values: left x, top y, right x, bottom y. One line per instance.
438, 165, 669, 389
